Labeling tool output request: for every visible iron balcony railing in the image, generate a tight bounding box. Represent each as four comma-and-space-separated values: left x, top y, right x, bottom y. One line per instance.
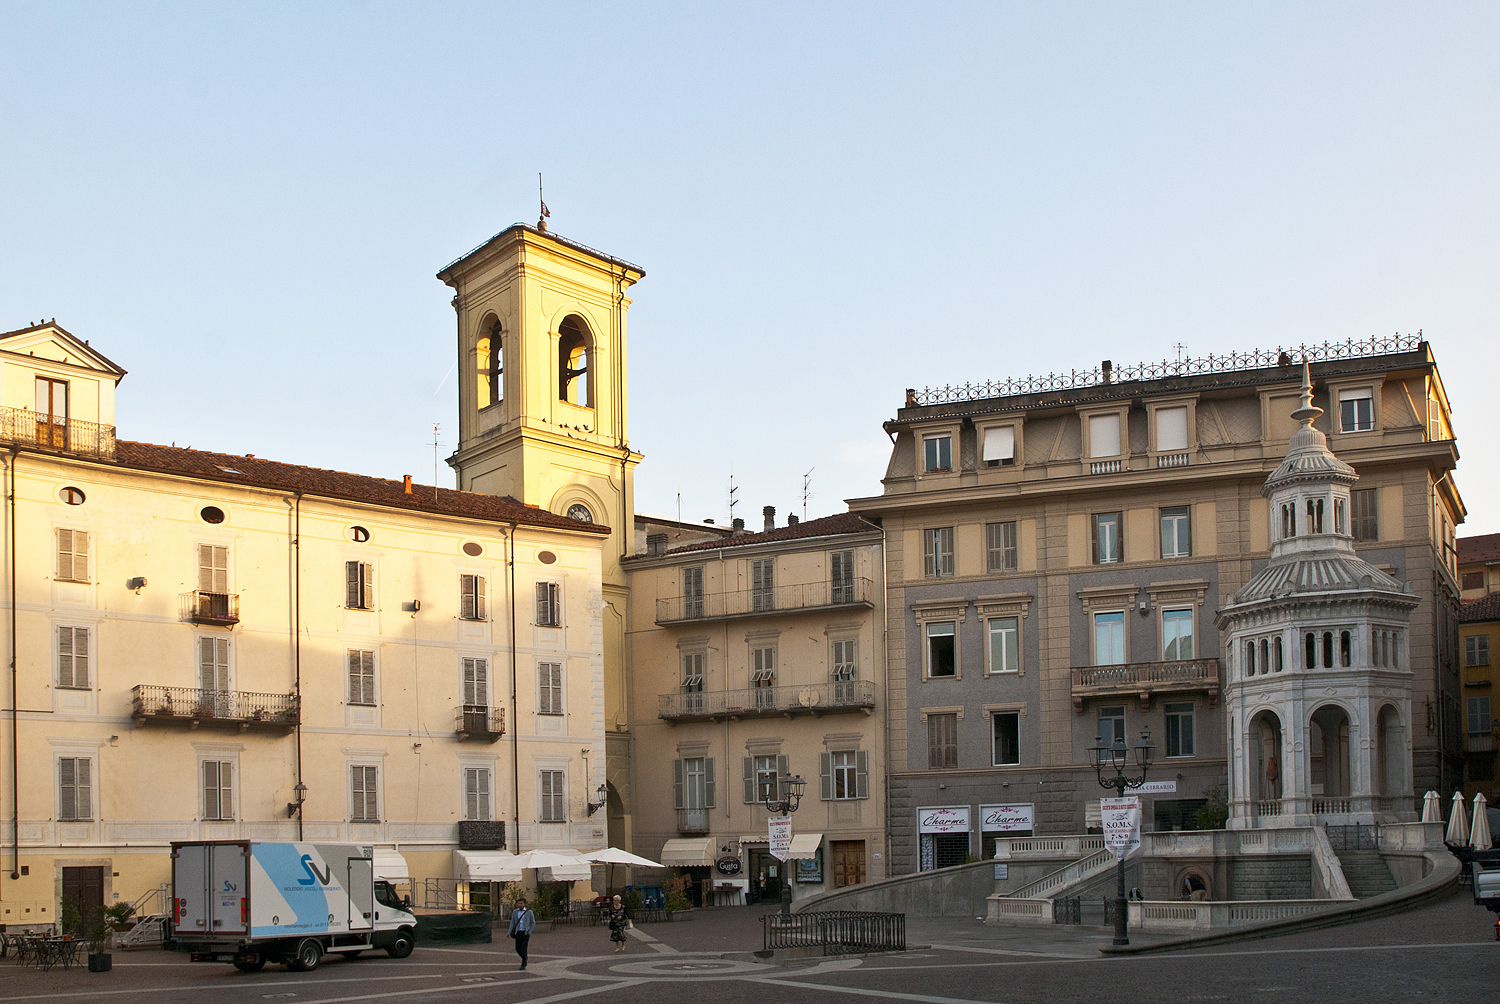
656, 577, 874, 624
0, 406, 117, 460
186, 590, 240, 627
1468, 733, 1495, 753
1071, 658, 1220, 712
455, 705, 505, 741
763, 911, 905, 955
131, 685, 299, 730
659, 679, 875, 722
677, 808, 710, 834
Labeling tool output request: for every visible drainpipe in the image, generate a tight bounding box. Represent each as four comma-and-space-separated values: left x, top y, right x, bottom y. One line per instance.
6, 448, 17, 881
292, 491, 304, 841
509, 522, 520, 853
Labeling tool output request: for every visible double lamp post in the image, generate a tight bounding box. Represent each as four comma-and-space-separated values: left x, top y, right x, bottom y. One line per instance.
766, 773, 807, 916
1089, 727, 1154, 947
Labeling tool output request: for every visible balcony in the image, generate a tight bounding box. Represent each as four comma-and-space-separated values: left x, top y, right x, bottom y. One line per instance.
455, 705, 505, 742
1468, 733, 1495, 754
185, 591, 240, 627
1071, 658, 1220, 714
659, 679, 875, 723
0, 406, 116, 460
131, 685, 299, 733
655, 577, 874, 625
676, 808, 710, 834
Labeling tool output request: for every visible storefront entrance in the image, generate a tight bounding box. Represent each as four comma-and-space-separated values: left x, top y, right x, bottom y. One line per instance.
747, 849, 782, 903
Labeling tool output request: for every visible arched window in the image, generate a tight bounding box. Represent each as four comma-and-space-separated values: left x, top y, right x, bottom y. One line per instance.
1274, 636, 1284, 672
1340, 630, 1351, 667
558, 315, 592, 407
1393, 632, 1402, 668
1322, 631, 1334, 669
1246, 640, 1256, 676
1260, 638, 1270, 675
1306, 632, 1316, 669
1306, 498, 1324, 534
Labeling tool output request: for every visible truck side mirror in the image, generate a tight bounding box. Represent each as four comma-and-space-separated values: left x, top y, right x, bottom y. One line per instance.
402, 896, 411, 910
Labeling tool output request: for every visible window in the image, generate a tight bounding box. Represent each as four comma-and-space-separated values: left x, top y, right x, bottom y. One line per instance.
351, 765, 379, 822
751, 559, 775, 611
1162, 608, 1194, 661
1165, 702, 1195, 758
982, 426, 1015, 467
1465, 572, 1487, 591
683, 566, 704, 618
1334, 498, 1347, 535
1467, 636, 1491, 668
348, 650, 376, 706
831, 550, 855, 604
1093, 513, 1122, 564
1245, 639, 1257, 676
558, 316, 591, 406
56, 528, 89, 582
1156, 406, 1188, 452
36, 376, 68, 447
924, 435, 952, 473
1469, 696, 1492, 737
928, 713, 958, 768
478, 318, 503, 407
1306, 498, 1325, 534
58, 756, 92, 821
924, 527, 955, 578
1274, 637, 1284, 672
1351, 489, 1378, 542
533, 581, 557, 626
199, 636, 230, 694
460, 656, 489, 707
57, 626, 89, 689
1094, 611, 1126, 666
826, 750, 868, 799
346, 560, 374, 610
686, 757, 715, 809
1339, 388, 1374, 433
993, 712, 1020, 766
203, 761, 233, 820
1160, 507, 1191, 559
752, 648, 776, 708
746, 753, 787, 803
1340, 630, 1352, 667
986, 521, 1018, 573
1088, 413, 1121, 458
1305, 632, 1317, 669
60, 486, 86, 505
682, 651, 705, 692
537, 662, 563, 715
1281, 502, 1297, 539
539, 770, 566, 821
926, 621, 956, 677
1097, 705, 1126, 747
464, 767, 492, 821
832, 640, 857, 700
988, 617, 1019, 674
200, 506, 226, 525
198, 543, 228, 595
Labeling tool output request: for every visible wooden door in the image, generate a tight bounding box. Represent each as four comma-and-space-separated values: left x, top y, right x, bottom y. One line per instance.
61, 866, 104, 934
831, 840, 866, 888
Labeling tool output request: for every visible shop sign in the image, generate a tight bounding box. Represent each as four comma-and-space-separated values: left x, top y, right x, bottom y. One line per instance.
1137, 780, 1177, 794
979, 803, 1034, 832
714, 855, 742, 876
917, 805, 971, 833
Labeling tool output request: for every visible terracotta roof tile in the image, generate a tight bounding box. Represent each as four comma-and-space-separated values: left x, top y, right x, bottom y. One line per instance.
1461, 592, 1500, 624
1459, 533, 1500, 565
649, 512, 880, 556
113, 441, 608, 534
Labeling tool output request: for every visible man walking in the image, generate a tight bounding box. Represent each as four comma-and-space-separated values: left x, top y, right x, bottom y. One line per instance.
508, 897, 535, 970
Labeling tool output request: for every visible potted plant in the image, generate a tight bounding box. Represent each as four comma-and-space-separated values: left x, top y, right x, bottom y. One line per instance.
84, 904, 112, 972
104, 902, 135, 932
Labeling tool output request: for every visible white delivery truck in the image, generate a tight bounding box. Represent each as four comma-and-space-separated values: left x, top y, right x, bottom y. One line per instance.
167, 840, 417, 972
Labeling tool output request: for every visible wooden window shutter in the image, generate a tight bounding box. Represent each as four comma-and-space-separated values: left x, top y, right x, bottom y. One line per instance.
203, 761, 218, 820
819, 752, 832, 800
60, 757, 77, 820
199, 637, 216, 690
199, 544, 227, 593
742, 757, 754, 803
704, 758, 715, 807
57, 529, 71, 581
776, 754, 789, 802
673, 759, 684, 809
474, 575, 486, 620
346, 561, 360, 608
75, 530, 88, 581
363, 563, 374, 608
461, 574, 476, 620
856, 750, 869, 799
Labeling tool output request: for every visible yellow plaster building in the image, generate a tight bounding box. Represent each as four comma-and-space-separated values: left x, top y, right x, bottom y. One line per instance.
1461, 593, 1499, 800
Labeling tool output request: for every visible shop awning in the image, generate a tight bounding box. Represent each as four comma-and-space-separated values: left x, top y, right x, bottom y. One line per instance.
454, 850, 523, 882
788, 832, 823, 857
372, 847, 410, 881
660, 837, 715, 867
538, 848, 593, 882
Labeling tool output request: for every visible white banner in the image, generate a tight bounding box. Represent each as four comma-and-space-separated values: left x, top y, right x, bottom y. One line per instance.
979, 803, 1034, 832
768, 816, 792, 862
1100, 796, 1141, 860
1136, 780, 1177, 794
917, 806, 971, 834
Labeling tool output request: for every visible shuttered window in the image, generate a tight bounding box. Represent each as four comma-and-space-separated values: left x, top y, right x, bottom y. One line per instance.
464, 767, 491, 821
986, 521, 1018, 572
924, 528, 955, 578
199, 637, 230, 692
463, 657, 489, 707
346, 561, 374, 609
751, 559, 775, 611
682, 567, 704, 618
820, 750, 868, 800
461, 574, 487, 621
674, 757, 714, 810
57, 529, 89, 582
203, 760, 233, 820
927, 713, 958, 769
744, 754, 788, 803
1351, 488, 1378, 542
57, 626, 90, 689
534, 581, 558, 626
538, 662, 562, 715
540, 770, 566, 821
197, 544, 228, 593
351, 765, 379, 822
831, 550, 855, 604
59, 757, 92, 821
348, 650, 376, 705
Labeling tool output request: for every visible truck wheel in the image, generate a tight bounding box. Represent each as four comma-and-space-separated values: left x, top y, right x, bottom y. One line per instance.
289, 939, 322, 971
385, 929, 414, 959
233, 957, 265, 972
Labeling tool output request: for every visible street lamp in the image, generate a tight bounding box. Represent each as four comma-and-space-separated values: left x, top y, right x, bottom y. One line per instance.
287, 781, 308, 841
767, 774, 806, 915
587, 782, 609, 816
1090, 727, 1154, 947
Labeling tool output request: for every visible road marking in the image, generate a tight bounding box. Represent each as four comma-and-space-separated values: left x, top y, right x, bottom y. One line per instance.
624, 925, 678, 954
0, 972, 450, 1001
1148, 940, 1500, 959
289, 978, 644, 1004
754, 976, 994, 1004
926, 943, 1086, 959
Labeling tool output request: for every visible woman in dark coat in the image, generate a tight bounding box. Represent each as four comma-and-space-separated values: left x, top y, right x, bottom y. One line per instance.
606, 894, 629, 952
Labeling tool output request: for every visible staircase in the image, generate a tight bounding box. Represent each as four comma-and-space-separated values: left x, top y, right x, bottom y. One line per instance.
1332, 848, 1396, 898
116, 915, 167, 950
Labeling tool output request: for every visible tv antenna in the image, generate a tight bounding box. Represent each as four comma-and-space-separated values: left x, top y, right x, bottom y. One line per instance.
728, 472, 739, 526
432, 424, 441, 500
801, 468, 815, 521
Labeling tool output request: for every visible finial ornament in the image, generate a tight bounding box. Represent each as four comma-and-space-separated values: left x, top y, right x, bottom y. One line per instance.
1290, 358, 1322, 426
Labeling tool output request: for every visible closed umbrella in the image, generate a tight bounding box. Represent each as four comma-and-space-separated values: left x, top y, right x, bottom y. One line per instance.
1447, 790, 1470, 846
1471, 793, 1493, 850
1421, 790, 1442, 823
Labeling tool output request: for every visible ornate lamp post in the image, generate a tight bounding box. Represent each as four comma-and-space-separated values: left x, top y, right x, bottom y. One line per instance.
1090, 727, 1154, 947
766, 774, 806, 916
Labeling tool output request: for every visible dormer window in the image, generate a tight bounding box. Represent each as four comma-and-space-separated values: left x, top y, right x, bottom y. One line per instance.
1155, 406, 1188, 452
1088, 414, 1121, 458
981, 426, 1015, 467
1338, 388, 1374, 433
923, 435, 951, 473
35, 377, 67, 448
558, 315, 591, 407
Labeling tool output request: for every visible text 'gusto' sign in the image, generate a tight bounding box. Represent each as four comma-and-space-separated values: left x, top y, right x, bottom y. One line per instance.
980, 804, 1034, 832
918, 806, 971, 834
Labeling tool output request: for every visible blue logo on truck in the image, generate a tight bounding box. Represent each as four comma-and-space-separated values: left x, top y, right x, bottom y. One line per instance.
298, 855, 332, 886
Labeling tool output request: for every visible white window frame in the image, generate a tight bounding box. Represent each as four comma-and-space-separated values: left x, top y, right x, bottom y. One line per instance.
981, 425, 1016, 467
831, 750, 861, 800
1160, 506, 1191, 559
197, 542, 230, 595
1161, 607, 1195, 662
1338, 387, 1375, 433
58, 755, 94, 821
1165, 701, 1195, 758
537, 661, 563, 716
1093, 512, 1122, 564
1465, 635, 1489, 668
925, 621, 958, 678
539, 769, 567, 822
57, 624, 90, 690
924, 434, 953, 473
346, 560, 374, 610
1087, 412, 1123, 459
753, 754, 781, 804
463, 765, 493, 821
1154, 405, 1189, 452
348, 649, 377, 706
56, 527, 90, 583
1092, 610, 1127, 666
987, 616, 1020, 675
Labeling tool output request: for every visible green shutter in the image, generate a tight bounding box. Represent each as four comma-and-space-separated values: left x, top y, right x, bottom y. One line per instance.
742, 757, 754, 803
819, 752, 832, 801
673, 759, 684, 810
856, 750, 869, 799
704, 758, 716, 807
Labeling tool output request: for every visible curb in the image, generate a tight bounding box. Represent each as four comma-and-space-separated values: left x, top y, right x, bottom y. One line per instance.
1098, 851, 1461, 956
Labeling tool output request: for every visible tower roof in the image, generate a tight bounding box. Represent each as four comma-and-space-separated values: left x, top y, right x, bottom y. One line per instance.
1262, 360, 1356, 497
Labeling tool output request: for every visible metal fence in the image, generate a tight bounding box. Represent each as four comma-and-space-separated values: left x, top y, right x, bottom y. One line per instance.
763, 911, 905, 955
1325, 822, 1379, 851
0, 407, 117, 460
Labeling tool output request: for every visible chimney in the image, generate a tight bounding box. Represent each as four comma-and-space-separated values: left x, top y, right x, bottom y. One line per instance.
788, 514, 799, 526
732, 517, 745, 533
1101, 359, 1113, 384
403, 475, 413, 494
646, 533, 668, 556
763, 506, 775, 532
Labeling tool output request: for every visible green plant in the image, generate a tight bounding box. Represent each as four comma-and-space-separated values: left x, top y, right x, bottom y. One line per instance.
531, 884, 567, 921
82, 904, 111, 954
1194, 786, 1229, 830
621, 888, 644, 912
103, 902, 135, 926
663, 875, 691, 912
62, 898, 82, 937
499, 883, 530, 906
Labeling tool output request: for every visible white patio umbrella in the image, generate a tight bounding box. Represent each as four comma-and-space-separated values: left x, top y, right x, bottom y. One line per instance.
510, 849, 590, 871
1447, 790, 1470, 846
582, 847, 664, 868
1470, 793, 1493, 850
1421, 790, 1442, 823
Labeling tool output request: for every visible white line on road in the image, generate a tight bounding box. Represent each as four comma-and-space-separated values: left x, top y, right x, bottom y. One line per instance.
753, 976, 992, 1004
1146, 940, 1500, 959
288, 977, 644, 1004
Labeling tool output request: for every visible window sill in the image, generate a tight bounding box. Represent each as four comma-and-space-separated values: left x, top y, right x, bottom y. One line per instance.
347, 605, 374, 612
348, 702, 378, 708
55, 685, 91, 691
351, 818, 381, 824
459, 617, 488, 623
55, 577, 90, 585
59, 817, 93, 823
538, 712, 565, 717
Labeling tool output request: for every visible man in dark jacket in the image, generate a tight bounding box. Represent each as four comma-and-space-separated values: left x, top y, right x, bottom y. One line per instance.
507, 898, 535, 970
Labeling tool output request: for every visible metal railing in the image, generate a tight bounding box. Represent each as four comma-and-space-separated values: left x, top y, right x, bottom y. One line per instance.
763, 911, 905, 955
1468, 733, 1495, 753
907, 333, 1423, 407
131, 685, 299, 726
0, 406, 116, 460
659, 679, 875, 720
186, 590, 239, 626
657, 577, 874, 623
676, 808, 710, 833
455, 705, 505, 740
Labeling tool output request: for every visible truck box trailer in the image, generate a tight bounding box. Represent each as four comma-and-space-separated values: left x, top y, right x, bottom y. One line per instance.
167, 840, 417, 972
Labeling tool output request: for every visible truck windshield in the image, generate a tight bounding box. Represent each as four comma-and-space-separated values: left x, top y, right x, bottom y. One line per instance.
374, 881, 407, 910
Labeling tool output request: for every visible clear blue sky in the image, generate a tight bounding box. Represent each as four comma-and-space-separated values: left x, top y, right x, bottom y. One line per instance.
4, 2, 1496, 533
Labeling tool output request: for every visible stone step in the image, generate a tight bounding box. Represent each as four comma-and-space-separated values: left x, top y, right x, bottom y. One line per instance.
1332, 848, 1396, 898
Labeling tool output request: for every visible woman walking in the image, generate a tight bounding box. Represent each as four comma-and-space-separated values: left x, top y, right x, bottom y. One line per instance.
606, 894, 629, 953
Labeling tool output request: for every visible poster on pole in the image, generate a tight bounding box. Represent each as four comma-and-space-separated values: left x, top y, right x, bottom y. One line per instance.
1100, 796, 1140, 860
768, 816, 793, 862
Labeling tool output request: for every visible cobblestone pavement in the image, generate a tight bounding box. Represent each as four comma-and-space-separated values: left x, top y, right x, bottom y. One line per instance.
0, 889, 1493, 1004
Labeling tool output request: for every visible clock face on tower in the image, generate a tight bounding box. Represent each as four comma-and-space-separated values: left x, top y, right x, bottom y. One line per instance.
566, 504, 594, 524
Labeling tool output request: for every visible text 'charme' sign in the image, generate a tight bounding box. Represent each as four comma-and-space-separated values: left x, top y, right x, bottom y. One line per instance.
917, 806, 971, 833
979, 804, 1034, 832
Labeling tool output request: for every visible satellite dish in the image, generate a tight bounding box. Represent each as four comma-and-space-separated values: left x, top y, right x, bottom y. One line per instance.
800, 688, 820, 706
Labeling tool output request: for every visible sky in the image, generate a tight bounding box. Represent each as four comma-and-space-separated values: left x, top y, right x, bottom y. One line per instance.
3, 2, 1497, 533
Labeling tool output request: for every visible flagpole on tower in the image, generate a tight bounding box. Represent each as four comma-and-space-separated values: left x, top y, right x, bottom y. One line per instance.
538, 173, 551, 232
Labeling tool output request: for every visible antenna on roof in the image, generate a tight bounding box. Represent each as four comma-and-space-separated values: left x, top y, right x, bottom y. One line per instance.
728, 471, 738, 527
432, 424, 441, 501
538, 173, 551, 232
801, 468, 815, 521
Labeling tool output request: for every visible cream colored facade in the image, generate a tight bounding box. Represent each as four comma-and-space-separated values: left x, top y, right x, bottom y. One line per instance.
0, 322, 611, 927
624, 513, 887, 904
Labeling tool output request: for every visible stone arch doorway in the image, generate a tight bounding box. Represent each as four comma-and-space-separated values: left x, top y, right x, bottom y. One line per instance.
1375, 703, 1406, 805
1249, 710, 1284, 813
1310, 704, 1352, 806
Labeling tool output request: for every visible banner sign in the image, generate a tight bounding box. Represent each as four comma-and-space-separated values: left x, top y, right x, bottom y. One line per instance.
1100, 796, 1141, 860
1136, 780, 1177, 794
917, 806, 971, 834
768, 816, 793, 862
979, 803, 1034, 832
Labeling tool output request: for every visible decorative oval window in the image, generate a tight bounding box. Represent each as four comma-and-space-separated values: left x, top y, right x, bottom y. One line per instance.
60, 487, 86, 505
537, 550, 558, 565
566, 504, 594, 523
462, 541, 483, 557
350, 526, 371, 543
200, 505, 226, 524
